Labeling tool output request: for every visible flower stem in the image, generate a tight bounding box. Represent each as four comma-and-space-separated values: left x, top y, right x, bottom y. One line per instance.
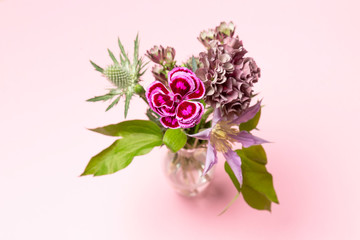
192, 138, 199, 149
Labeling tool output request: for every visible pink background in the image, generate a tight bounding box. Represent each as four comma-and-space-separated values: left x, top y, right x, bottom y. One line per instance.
1, 0, 360, 239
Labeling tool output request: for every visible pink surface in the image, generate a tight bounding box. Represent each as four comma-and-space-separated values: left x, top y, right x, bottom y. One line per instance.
1, 0, 360, 239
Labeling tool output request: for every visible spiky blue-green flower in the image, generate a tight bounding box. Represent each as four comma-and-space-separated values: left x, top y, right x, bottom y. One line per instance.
87, 34, 148, 118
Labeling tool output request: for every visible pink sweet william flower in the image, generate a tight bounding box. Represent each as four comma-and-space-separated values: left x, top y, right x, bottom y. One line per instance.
146, 67, 205, 129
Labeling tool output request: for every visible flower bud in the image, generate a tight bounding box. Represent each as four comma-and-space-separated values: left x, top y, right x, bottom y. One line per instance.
134, 84, 145, 95
146, 45, 176, 66
215, 22, 235, 42
198, 29, 216, 48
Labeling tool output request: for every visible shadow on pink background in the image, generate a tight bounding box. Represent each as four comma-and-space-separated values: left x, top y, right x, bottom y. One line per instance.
1, 0, 359, 239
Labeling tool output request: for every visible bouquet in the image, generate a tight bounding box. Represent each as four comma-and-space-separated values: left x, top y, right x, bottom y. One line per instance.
82, 22, 279, 212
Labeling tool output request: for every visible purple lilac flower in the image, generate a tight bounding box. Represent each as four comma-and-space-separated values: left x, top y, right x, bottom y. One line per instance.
189, 101, 268, 185
146, 67, 205, 129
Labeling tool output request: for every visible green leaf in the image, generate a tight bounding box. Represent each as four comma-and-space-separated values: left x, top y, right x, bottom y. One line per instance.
81, 134, 162, 176
86, 93, 114, 102
133, 34, 139, 66
237, 150, 279, 203
163, 128, 187, 152
240, 107, 261, 131
225, 154, 273, 211
242, 145, 267, 165
191, 56, 198, 72
89, 120, 162, 138
118, 37, 130, 63
224, 147, 278, 211
107, 49, 119, 65
124, 91, 132, 118
241, 184, 272, 211
119, 54, 125, 65
105, 96, 120, 112
224, 161, 241, 192
90, 60, 104, 73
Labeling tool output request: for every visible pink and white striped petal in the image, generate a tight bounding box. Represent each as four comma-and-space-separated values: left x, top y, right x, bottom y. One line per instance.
186, 75, 205, 100
168, 67, 196, 97
152, 93, 173, 108
160, 116, 180, 129
176, 101, 204, 128
146, 81, 172, 116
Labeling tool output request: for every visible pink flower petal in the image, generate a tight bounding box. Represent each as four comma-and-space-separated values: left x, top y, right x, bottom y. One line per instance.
168, 67, 194, 80
177, 102, 204, 128
186, 75, 205, 100
169, 77, 194, 97
169, 67, 205, 100
146, 81, 169, 98
152, 93, 173, 108
146, 81, 171, 116
157, 105, 177, 117
168, 67, 197, 97
203, 143, 218, 175
188, 128, 211, 140
176, 101, 198, 120
160, 116, 180, 129
230, 131, 268, 148
212, 108, 222, 125
224, 149, 243, 185
176, 101, 203, 120
231, 101, 261, 125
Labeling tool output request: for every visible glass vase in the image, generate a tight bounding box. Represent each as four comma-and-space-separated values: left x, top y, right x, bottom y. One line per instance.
164, 147, 215, 197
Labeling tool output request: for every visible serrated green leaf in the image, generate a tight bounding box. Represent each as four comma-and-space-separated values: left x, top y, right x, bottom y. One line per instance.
139, 70, 146, 77
90, 60, 104, 73
163, 129, 187, 152
107, 49, 119, 65
124, 91, 132, 118
105, 96, 120, 111
89, 120, 162, 138
240, 108, 261, 131
236, 150, 279, 203
133, 34, 139, 66
224, 161, 241, 192
86, 94, 114, 102
118, 37, 130, 63
242, 145, 267, 165
119, 54, 125, 65
81, 134, 162, 176
241, 184, 272, 211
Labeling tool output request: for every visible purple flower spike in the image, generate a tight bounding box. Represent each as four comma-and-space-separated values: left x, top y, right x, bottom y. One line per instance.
146, 67, 205, 129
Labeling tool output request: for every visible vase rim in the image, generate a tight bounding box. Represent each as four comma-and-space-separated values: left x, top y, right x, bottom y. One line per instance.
177, 146, 207, 154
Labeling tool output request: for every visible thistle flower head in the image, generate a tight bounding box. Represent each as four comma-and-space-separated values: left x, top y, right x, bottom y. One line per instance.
88, 35, 147, 118
104, 64, 132, 89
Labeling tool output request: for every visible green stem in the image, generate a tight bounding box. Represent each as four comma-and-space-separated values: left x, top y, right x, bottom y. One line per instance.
193, 107, 214, 134
192, 138, 199, 149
